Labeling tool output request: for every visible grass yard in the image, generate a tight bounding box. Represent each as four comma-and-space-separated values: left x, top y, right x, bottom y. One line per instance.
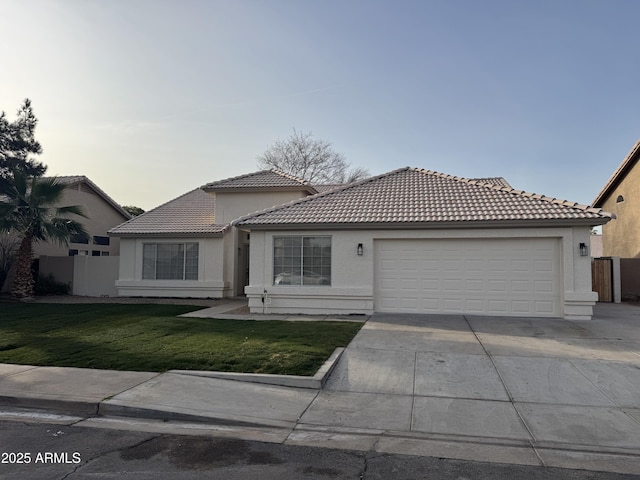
0, 304, 362, 376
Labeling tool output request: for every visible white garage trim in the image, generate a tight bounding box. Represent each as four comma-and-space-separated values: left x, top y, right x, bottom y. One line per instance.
374, 238, 562, 317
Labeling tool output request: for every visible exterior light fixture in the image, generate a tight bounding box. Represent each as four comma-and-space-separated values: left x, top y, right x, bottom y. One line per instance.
579, 242, 589, 257
357, 243, 364, 256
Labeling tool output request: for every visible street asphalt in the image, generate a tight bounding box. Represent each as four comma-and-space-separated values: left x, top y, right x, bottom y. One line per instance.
1, 302, 639, 475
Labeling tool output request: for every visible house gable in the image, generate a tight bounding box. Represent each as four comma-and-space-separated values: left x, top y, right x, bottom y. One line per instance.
203, 170, 317, 225
33, 176, 131, 258
54, 176, 132, 220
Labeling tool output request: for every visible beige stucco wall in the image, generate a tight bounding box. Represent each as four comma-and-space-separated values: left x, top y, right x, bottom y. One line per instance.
600, 162, 640, 258
214, 190, 310, 224
245, 226, 597, 320
115, 236, 230, 297
33, 183, 129, 257
72, 256, 120, 297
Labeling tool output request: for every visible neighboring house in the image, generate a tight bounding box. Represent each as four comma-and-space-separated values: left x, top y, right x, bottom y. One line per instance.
33, 176, 132, 258
234, 167, 612, 320
1, 175, 131, 294
592, 139, 640, 258
592, 138, 640, 300
109, 170, 318, 298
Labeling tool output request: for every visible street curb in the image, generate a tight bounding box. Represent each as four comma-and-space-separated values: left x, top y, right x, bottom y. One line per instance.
0, 395, 99, 416
97, 403, 296, 429
169, 347, 345, 389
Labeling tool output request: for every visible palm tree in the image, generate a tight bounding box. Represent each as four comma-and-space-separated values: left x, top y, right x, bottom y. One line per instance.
0, 172, 87, 298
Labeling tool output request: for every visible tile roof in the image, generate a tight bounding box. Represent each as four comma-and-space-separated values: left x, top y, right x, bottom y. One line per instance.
203, 170, 317, 193
469, 177, 512, 188
312, 183, 348, 193
109, 188, 226, 236
234, 167, 613, 228
592, 138, 640, 207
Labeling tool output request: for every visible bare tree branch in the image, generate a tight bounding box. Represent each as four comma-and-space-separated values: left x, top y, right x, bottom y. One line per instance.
257, 129, 369, 184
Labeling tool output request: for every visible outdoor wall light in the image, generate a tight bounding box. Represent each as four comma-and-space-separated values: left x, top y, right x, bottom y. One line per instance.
579, 242, 589, 257
357, 243, 364, 256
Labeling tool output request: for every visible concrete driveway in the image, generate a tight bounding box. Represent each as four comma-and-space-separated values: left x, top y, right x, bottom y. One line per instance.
298, 303, 640, 469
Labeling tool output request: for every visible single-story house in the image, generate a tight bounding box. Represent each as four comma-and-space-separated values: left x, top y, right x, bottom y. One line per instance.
233, 167, 612, 320
108, 167, 611, 320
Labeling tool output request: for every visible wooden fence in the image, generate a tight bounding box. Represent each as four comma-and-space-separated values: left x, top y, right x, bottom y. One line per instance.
592, 257, 613, 303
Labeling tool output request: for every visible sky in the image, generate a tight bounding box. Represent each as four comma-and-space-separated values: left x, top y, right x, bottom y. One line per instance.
1, 0, 639, 211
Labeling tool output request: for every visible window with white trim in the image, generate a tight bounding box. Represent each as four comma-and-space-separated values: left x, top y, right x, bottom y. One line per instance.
143, 243, 199, 280
273, 236, 331, 286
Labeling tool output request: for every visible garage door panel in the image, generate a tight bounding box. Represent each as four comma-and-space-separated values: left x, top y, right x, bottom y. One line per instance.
487, 299, 509, 314
380, 279, 397, 289
399, 278, 417, 289
487, 279, 507, 292
534, 301, 556, 314
421, 279, 440, 291
465, 279, 483, 291
375, 238, 561, 317
511, 300, 532, 313
421, 298, 440, 311
511, 280, 530, 293
488, 259, 507, 272
442, 298, 463, 311
510, 259, 531, 273
464, 259, 484, 272
534, 280, 554, 293
443, 279, 463, 292
535, 260, 554, 273
464, 299, 485, 312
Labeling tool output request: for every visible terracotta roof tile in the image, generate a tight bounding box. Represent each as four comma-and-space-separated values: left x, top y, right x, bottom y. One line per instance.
109, 188, 225, 236
234, 167, 613, 227
312, 183, 347, 193
469, 177, 512, 188
203, 169, 316, 193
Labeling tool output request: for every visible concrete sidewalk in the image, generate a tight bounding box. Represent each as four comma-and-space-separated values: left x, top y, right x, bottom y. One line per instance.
1, 303, 640, 475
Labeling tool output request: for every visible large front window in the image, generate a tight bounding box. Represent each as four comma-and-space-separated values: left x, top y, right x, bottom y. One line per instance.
273, 236, 331, 286
143, 243, 199, 280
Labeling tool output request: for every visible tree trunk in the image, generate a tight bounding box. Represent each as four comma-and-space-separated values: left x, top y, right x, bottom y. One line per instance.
12, 235, 35, 299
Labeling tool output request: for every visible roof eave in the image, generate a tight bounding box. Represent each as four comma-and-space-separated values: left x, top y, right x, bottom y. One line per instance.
203, 185, 318, 195
236, 217, 612, 231
593, 139, 640, 207
108, 231, 227, 238
58, 176, 132, 220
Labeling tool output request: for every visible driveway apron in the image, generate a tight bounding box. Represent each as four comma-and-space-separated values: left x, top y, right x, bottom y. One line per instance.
299, 305, 640, 456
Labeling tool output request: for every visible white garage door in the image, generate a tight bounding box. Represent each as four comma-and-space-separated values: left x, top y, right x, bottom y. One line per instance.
374, 238, 561, 317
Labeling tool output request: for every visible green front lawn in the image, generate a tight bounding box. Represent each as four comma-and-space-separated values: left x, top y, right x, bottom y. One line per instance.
0, 304, 362, 376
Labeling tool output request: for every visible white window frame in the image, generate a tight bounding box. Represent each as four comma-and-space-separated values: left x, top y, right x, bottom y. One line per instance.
273, 236, 331, 286
142, 242, 199, 280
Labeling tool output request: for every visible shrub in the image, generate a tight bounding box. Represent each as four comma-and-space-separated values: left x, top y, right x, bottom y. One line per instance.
34, 274, 70, 296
